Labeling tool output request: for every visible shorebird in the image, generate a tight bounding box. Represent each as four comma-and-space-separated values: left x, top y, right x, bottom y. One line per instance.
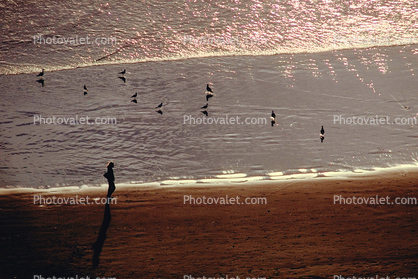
119, 69, 126, 75
201, 103, 208, 109
84, 85, 88, 91
270, 110, 276, 126
118, 76, 126, 83
84, 91, 88, 96
156, 109, 163, 115
131, 99, 137, 103
131, 92, 137, 98
320, 126, 325, 143
37, 69, 44, 77
201, 110, 208, 117
206, 84, 213, 93
156, 102, 163, 108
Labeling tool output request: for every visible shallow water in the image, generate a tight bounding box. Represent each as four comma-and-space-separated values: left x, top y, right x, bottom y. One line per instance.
1, 45, 417, 188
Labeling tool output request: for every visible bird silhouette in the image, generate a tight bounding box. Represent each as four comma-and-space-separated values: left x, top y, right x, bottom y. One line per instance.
156, 109, 163, 115
201, 110, 208, 117
206, 84, 213, 93
119, 69, 126, 75
156, 102, 163, 108
131, 92, 137, 98
37, 69, 44, 77
201, 103, 208, 109
84, 85, 88, 91
118, 76, 126, 83
84, 91, 88, 96
320, 126, 325, 143
131, 99, 137, 103
270, 110, 276, 126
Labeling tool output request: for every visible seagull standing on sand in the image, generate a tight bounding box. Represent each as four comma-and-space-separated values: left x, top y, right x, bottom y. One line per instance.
37, 69, 45, 77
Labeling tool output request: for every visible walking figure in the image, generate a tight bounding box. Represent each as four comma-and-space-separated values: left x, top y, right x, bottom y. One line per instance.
104, 162, 115, 198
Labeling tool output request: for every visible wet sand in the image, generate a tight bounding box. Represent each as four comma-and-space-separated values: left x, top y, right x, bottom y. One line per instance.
1, 169, 417, 279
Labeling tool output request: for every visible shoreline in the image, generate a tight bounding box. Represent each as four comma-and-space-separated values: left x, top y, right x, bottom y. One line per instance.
1, 163, 418, 195
1, 168, 417, 278
2, 42, 418, 76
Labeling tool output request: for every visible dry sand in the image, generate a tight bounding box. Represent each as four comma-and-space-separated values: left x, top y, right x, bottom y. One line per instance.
1, 169, 417, 279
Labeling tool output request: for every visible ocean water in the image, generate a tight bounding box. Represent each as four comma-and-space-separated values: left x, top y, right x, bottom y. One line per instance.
0, 0, 417, 188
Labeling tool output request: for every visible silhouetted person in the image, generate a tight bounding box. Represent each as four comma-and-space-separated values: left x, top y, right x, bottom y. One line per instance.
104, 162, 115, 198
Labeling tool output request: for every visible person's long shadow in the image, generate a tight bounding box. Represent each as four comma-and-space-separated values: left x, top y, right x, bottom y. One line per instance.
92, 202, 111, 268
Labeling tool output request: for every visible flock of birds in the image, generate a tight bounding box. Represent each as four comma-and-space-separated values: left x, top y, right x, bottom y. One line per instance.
36, 68, 325, 142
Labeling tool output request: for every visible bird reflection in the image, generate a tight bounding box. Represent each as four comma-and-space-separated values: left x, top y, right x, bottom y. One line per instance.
36, 79, 45, 87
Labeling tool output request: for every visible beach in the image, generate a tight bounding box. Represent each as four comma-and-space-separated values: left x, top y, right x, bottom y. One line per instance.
1, 168, 417, 279
1, 0, 417, 278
